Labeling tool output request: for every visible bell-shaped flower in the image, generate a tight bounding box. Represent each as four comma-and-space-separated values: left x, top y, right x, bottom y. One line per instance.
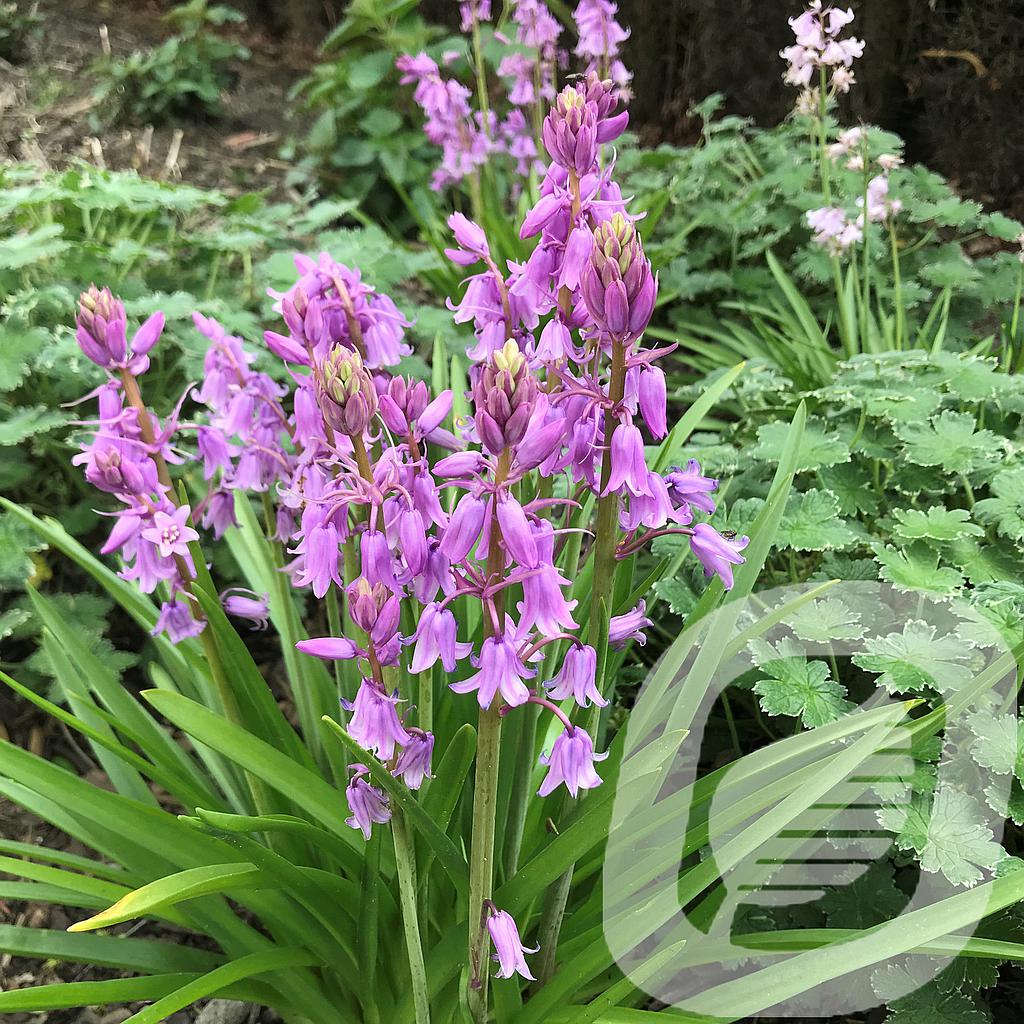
537, 726, 607, 797
345, 765, 391, 840
487, 907, 539, 981
690, 523, 749, 591
545, 645, 605, 707
451, 634, 535, 709
345, 679, 411, 760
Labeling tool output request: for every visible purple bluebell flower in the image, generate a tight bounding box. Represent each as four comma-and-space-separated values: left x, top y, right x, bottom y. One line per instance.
486, 905, 539, 981
345, 765, 391, 839
152, 598, 205, 643
609, 601, 652, 647
140, 506, 199, 559
689, 523, 749, 591
345, 678, 411, 760
440, 492, 488, 562
409, 603, 472, 673
545, 645, 605, 707
221, 589, 270, 630
392, 728, 434, 790
538, 725, 607, 797
665, 460, 718, 516
451, 635, 535, 708
296, 636, 363, 660
637, 365, 667, 439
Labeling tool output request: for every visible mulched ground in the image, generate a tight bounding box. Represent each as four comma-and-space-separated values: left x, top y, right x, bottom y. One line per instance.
0, 0, 313, 196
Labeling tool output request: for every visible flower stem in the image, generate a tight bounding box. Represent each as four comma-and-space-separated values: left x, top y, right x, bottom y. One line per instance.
467, 448, 512, 1021
817, 68, 831, 203
890, 221, 904, 350
358, 829, 382, 1024
588, 335, 627, 653
534, 336, 628, 984
392, 807, 431, 1024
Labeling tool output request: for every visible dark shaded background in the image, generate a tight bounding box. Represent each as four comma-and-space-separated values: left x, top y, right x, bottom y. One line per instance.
241, 0, 1024, 211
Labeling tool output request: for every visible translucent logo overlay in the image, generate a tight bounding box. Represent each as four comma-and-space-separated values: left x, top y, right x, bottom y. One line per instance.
603, 582, 1020, 1018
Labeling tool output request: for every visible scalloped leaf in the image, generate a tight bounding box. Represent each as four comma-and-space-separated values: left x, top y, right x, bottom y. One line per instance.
892, 507, 984, 544
853, 620, 973, 695
878, 788, 1002, 887
975, 467, 1024, 542
895, 412, 1001, 475
777, 489, 864, 552
873, 543, 964, 595
750, 421, 850, 472
753, 657, 852, 727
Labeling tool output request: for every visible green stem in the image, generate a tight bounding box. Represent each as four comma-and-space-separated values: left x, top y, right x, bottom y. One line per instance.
890, 220, 904, 350
467, 448, 512, 1021
471, 17, 491, 140
960, 473, 976, 509
358, 830, 382, 1024
392, 809, 431, 1024
860, 157, 871, 347
535, 336, 629, 984
468, 705, 502, 1020
325, 585, 345, 700
1008, 263, 1023, 372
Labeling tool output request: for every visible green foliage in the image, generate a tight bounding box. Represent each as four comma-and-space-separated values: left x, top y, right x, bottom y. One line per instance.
286, 1, 443, 224
0, 1, 41, 63
625, 95, 1024, 384
91, 1, 249, 124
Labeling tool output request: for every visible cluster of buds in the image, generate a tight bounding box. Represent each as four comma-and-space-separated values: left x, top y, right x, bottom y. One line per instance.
76, 286, 164, 376
473, 340, 539, 453
317, 347, 379, 437
581, 213, 656, 341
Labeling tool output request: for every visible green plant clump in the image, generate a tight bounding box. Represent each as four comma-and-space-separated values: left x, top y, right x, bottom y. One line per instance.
91, 0, 250, 124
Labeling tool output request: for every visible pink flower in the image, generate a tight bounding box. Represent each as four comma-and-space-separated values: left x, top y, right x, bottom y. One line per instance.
487, 906, 539, 981
538, 726, 607, 797
451, 635, 535, 709
689, 523, 749, 590
141, 506, 199, 559
345, 765, 391, 839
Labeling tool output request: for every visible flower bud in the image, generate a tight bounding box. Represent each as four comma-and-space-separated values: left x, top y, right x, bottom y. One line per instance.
580, 213, 656, 341
472, 340, 539, 454
583, 72, 630, 142
542, 84, 599, 175
317, 346, 378, 436
347, 577, 400, 646
76, 286, 128, 368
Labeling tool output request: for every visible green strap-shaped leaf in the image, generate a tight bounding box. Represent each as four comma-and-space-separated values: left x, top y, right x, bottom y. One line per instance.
142, 690, 359, 848
0, 974, 280, 1014
0, 924, 222, 973
120, 949, 322, 1024
0, 668, 215, 811
69, 863, 264, 933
